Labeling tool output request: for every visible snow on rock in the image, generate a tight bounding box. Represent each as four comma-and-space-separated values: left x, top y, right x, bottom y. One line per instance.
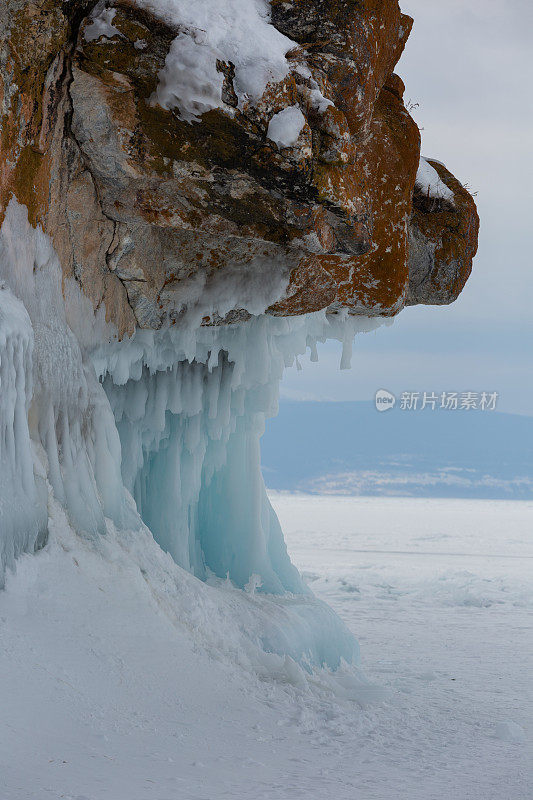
415, 156, 455, 204
294, 64, 335, 114
267, 106, 306, 148
84, 5, 121, 43
0, 0, 480, 338
408, 158, 479, 306
134, 0, 296, 120
154, 31, 225, 122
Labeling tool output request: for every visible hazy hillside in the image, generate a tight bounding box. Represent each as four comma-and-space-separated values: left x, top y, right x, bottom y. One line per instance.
261, 402, 533, 499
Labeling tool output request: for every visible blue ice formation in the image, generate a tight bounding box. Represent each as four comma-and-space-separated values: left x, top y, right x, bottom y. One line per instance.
96, 311, 379, 597
0, 197, 381, 670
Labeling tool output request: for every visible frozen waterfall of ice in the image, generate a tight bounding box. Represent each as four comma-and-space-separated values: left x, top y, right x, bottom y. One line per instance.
0, 197, 383, 672
95, 313, 380, 594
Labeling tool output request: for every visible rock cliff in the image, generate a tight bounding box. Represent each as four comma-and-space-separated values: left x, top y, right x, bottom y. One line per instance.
0, 0, 478, 334
0, 0, 482, 674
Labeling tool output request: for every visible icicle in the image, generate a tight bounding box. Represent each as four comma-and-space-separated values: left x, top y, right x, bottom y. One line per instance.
0, 197, 384, 609
0, 287, 47, 583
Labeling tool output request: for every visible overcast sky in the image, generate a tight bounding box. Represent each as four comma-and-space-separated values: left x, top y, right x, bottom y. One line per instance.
280, 0, 533, 415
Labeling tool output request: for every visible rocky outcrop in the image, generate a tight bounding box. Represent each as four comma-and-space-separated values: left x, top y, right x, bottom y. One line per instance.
407, 160, 479, 305
0, 0, 478, 335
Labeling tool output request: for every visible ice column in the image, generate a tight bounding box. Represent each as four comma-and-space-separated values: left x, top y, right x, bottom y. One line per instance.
0, 287, 47, 583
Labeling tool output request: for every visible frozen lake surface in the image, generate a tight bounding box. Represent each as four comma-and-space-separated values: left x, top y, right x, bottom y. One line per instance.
1, 494, 531, 799
273, 494, 533, 799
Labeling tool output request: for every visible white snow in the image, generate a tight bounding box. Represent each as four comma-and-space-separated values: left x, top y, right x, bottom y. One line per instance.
416, 156, 455, 203
294, 66, 335, 114
153, 31, 226, 122
84, 4, 121, 43
275, 493, 533, 799
133, 0, 297, 120
307, 86, 334, 114
1, 493, 530, 798
267, 105, 306, 148
494, 720, 526, 744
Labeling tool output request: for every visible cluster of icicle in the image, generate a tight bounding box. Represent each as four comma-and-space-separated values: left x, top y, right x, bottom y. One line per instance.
94, 311, 380, 592
0, 197, 382, 673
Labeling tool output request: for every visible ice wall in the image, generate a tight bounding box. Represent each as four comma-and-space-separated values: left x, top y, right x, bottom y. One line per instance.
0, 287, 47, 584
0, 197, 381, 669
0, 199, 137, 566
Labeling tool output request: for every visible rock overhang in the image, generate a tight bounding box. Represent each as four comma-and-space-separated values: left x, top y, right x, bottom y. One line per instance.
0, 0, 479, 336
0, 0, 482, 670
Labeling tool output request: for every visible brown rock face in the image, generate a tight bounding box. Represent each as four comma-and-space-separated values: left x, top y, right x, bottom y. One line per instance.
0, 0, 478, 334
407, 160, 479, 305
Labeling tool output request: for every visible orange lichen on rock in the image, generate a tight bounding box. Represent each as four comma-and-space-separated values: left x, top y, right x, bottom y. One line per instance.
0, 0, 478, 333
270, 71, 421, 316
0, 0, 69, 226
407, 160, 480, 305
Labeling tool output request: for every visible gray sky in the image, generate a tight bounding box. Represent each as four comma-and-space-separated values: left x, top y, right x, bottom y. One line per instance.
281, 0, 533, 415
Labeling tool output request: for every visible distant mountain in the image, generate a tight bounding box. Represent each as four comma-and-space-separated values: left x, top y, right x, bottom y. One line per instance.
261, 401, 533, 499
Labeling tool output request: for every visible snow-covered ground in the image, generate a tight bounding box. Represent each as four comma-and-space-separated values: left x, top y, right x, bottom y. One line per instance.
276, 494, 533, 798
1, 495, 531, 799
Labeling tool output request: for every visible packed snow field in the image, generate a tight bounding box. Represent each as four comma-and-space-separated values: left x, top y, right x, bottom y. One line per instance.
1, 494, 531, 799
